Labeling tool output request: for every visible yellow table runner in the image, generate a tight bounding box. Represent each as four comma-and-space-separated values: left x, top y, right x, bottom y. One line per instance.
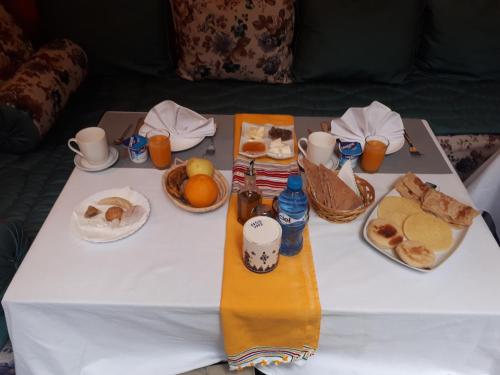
220, 114, 321, 370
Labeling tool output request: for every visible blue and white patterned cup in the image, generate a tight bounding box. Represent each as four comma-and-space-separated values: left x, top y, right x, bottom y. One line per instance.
126, 135, 148, 163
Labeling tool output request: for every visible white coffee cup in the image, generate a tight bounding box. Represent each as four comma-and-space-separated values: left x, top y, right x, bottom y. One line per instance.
243, 216, 282, 273
68, 127, 109, 165
298, 132, 336, 165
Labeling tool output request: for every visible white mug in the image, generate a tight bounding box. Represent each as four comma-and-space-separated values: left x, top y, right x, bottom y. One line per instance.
68, 127, 109, 165
243, 216, 282, 273
298, 132, 336, 165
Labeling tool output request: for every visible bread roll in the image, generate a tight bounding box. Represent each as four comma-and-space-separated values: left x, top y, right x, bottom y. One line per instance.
105, 206, 124, 222
367, 218, 404, 250
395, 240, 435, 269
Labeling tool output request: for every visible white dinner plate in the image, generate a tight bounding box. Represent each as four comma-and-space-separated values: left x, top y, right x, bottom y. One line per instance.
74, 146, 119, 172
386, 136, 405, 154
170, 135, 205, 152
71, 187, 150, 243
363, 187, 469, 272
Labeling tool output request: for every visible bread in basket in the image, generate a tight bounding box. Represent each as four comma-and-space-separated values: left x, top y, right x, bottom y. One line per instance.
303, 158, 375, 223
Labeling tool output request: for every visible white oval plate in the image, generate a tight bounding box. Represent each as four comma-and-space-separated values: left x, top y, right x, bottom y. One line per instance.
71, 187, 150, 243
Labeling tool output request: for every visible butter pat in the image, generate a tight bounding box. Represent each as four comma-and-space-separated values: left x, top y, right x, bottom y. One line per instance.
247, 126, 266, 140
269, 138, 291, 157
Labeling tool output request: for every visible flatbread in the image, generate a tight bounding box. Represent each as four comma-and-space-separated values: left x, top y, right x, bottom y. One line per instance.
403, 212, 453, 251
303, 158, 328, 206
395, 240, 436, 269
421, 189, 479, 228
378, 196, 424, 229
319, 165, 363, 210
319, 164, 335, 209
367, 218, 404, 250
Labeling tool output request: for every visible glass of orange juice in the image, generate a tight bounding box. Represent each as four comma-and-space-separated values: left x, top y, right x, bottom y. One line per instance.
148, 134, 171, 169
361, 135, 389, 173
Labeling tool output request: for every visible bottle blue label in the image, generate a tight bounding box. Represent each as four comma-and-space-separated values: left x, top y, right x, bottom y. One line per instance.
278, 212, 308, 225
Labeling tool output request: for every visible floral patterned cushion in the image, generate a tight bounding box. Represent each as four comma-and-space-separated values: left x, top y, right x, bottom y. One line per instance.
170, 0, 294, 83
0, 39, 87, 137
0, 3, 33, 82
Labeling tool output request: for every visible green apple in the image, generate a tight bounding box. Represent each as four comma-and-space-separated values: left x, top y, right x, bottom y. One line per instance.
186, 157, 214, 177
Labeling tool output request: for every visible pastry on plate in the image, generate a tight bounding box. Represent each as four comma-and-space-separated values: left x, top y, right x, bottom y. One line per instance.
105, 206, 124, 222
97, 197, 133, 211
395, 173, 429, 202
84, 205, 100, 218
367, 218, 404, 249
421, 189, 479, 228
395, 240, 436, 269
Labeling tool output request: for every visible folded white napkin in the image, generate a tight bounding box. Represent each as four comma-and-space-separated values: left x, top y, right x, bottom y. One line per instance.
140, 100, 216, 139
337, 161, 361, 197
330, 101, 404, 149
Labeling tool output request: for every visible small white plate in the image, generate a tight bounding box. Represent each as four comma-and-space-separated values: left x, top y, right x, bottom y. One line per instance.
297, 153, 339, 170
71, 187, 150, 243
74, 146, 119, 172
362, 188, 469, 272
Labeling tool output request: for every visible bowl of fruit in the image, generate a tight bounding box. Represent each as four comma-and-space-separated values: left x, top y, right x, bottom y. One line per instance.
162, 158, 230, 213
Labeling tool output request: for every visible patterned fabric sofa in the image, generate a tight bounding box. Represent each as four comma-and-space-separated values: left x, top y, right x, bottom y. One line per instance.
0, 3, 87, 152
0, 0, 499, 352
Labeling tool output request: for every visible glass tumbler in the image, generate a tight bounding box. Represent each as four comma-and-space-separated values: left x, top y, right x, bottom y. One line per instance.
361, 135, 389, 173
148, 134, 171, 169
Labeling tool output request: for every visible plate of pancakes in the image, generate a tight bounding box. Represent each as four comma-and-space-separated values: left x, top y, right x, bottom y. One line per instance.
363, 172, 480, 272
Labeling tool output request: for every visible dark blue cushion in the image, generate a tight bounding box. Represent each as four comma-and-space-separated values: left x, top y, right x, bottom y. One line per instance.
0, 221, 30, 347
0, 105, 40, 153
418, 0, 500, 80
293, 0, 424, 83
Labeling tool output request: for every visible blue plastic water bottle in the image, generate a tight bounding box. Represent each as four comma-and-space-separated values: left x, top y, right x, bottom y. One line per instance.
277, 175, 309, 256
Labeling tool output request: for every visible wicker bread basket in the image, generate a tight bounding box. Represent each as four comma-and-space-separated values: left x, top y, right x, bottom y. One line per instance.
306, 174, 375, 223
162, 160, 229, 213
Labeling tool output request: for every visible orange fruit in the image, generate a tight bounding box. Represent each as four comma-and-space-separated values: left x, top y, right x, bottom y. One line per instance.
183, 174, 219, 208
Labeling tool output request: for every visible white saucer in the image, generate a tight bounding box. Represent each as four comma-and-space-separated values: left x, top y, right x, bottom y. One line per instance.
297, 153, 339, 170
74, 146, 119, 172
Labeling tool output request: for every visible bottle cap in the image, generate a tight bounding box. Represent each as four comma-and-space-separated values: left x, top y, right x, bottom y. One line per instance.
287, 175, 302, 190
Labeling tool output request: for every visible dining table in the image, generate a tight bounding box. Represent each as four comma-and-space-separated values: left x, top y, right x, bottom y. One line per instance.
2, 113, 500, 375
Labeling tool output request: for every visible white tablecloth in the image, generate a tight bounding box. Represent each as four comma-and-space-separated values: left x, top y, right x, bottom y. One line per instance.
3, 167, 500, 375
